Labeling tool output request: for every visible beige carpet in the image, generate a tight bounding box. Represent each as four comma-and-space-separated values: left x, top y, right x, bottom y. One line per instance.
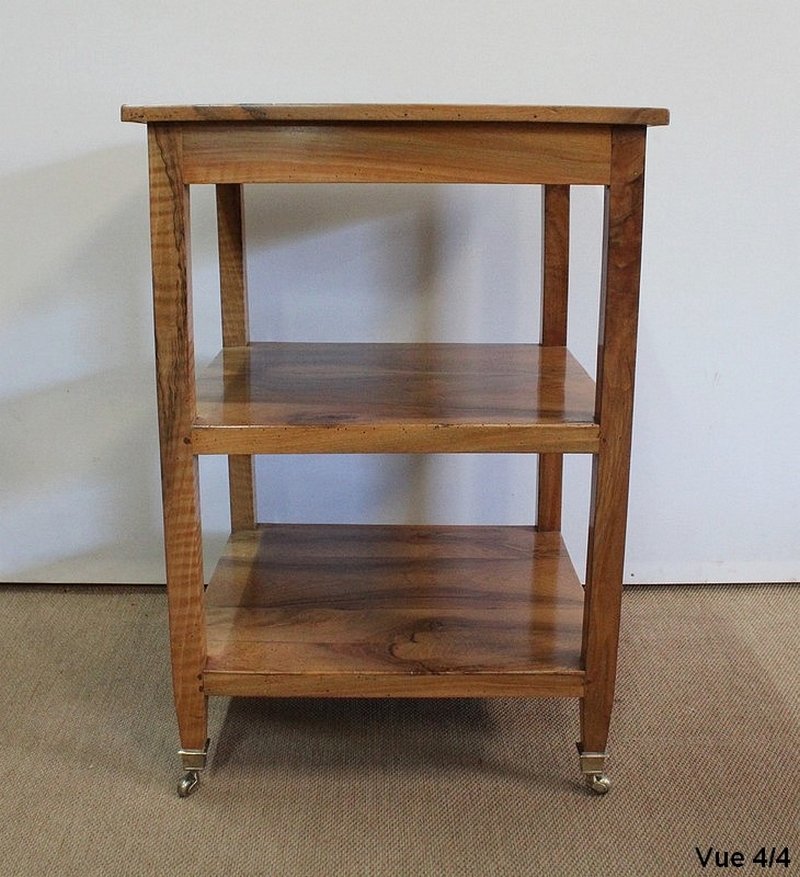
0, 583, 797, 876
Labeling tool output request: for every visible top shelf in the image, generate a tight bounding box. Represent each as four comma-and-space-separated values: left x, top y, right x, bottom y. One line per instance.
121, 104, 669, 126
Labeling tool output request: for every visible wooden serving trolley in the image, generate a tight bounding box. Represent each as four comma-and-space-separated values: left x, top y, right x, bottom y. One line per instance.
122, 104, 668, 796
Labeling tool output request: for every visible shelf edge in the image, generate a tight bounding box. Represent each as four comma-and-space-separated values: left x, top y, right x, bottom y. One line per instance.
190, 423, 600, 455
203, 670, 586, 698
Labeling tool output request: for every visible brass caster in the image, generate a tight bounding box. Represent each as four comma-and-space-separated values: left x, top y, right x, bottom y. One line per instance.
177, 769, 200, 797
576, 745, 611, 795
586, 773, 611, 795
177, 738, 209, 797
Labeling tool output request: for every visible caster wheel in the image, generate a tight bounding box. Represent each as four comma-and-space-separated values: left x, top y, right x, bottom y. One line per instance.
586, 773, 611, 795
177, 769, 200, 798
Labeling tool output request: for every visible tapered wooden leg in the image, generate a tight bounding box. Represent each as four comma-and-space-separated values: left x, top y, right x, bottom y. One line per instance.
580, 128, 647, 760
148, 126, 208, 757
216, 183, 256, 531
538, 185, 570, 532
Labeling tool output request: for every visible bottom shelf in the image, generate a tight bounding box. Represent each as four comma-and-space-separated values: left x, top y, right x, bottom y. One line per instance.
204, 524, 585, 698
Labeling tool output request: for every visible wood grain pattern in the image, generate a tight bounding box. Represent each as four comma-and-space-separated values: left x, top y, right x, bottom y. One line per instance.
147, 125, 207, 751
228, 455, 256, 530
203, 673, 583, 698
216, 183, 256, 531
181, 123, 611, 185
203, 524, 585, 698
580, 127, 647, 755
122, 104, 669, 126
540, 186, 571, 346
538, 185, 571, 532
217, 184, 250, 347
191, 342, 599, 454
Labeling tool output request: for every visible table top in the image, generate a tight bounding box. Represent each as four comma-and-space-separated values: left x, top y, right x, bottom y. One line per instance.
121, 104, 669, 126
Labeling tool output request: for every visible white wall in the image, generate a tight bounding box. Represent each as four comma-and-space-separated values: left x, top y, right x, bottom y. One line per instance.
2, 1, 798, 584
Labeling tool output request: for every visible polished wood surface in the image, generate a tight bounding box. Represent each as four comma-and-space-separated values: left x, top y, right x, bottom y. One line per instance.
537, 185, 571, 532
147, 125, 207, 751
181, 123, 611, 185
216, 183, 256, 530
204, 524, 585, 697
580, 127, 647, 756
122, 104, 669, 126
192, 342, 599, 454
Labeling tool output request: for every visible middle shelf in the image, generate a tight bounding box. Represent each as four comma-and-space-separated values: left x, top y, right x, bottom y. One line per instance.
192, 342, 599, 455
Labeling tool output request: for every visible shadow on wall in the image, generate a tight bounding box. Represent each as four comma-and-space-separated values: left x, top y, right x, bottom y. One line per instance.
3, 152, 570, 581
238, 182, 544, 528
1, 146, 165, 582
